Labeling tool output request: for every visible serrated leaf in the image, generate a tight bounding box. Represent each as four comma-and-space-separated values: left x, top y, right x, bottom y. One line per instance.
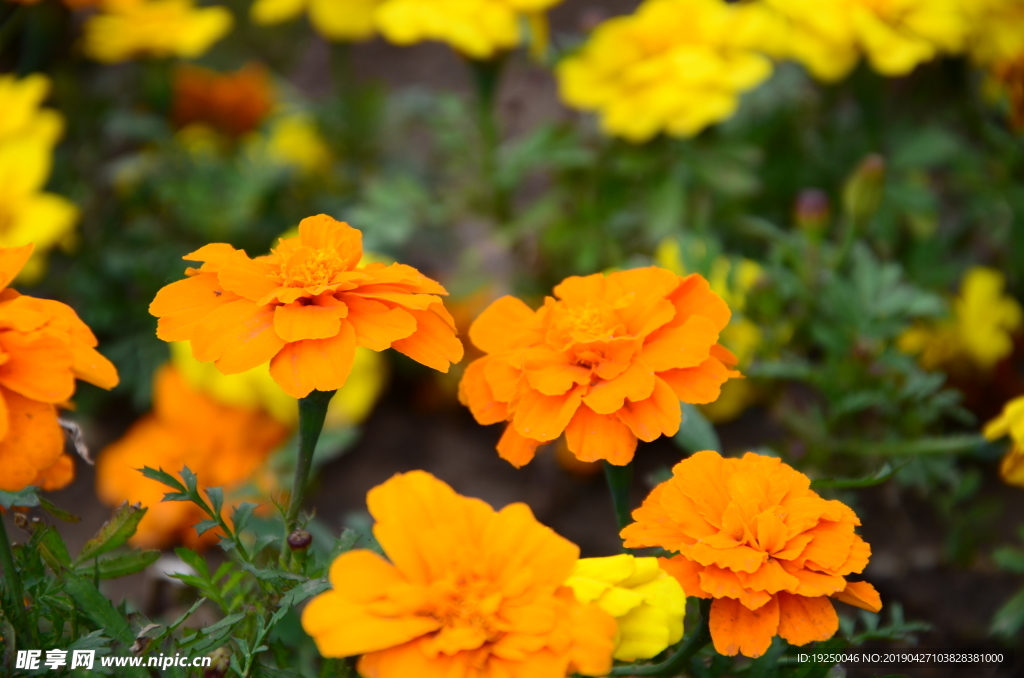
39, 496, 80, 522
63, 571, 135, 646
38, 525, 72, 571
75, 549, 161, 579
0, 486, 40, 509
162, 491, 191, 502
232, 502, 256, 533
206, 486, 224, 517
174, 546, 209, 578
279, 578, 330, 608
140, 466, 186, 492
179, 466, 198, 495
76, 502, 148, 564
194, 519, 220, 537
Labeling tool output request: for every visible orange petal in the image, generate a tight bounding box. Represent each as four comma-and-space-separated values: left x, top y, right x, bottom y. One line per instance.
736, 559, 800, 596
776, 592, 839, 646
512, 385, 583, 442
484, 357, 522, 402
342, 296, 416, 350
640, 314, 720, 371
303, 593, 438, 658
672, 450, 732, 528
836, 535, 871, 576
458, 358, 509, 425
799, 521, 857, 572
391, 305, 464, 373
669, 274, 731, 332
71, 342, 119, 390
778, 559, 847, 597
214, 251, 280, 302
273, 302, 347, 342
0, 389, 64, 492
469, 295, 538, 355
35, 453, 74, 491
583, 362, 656, 415
564, 404, 637, 464
497, 423, 541, 467
607, 267, 681, 335
269, 322, 357, 398
0, 331, 75, 403
524, 347, 591, 396
657, 555, 708, 598
832, 581, 882, 613
616, 377, 681, 442
553, 273, 606, 304
709, 595, 779, 658
151, 272, 240, 342
191, 299, 286, 374
697, 564, 772, 610
660, 355, 739, 404
0, 244, 34, 290
299, 215, 364, 269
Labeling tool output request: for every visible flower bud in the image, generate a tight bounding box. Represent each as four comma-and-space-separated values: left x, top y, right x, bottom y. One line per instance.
287, 529, 312, 551
794, 188, 830, 235
842, 154, 886, 223
203, 647, 231, 678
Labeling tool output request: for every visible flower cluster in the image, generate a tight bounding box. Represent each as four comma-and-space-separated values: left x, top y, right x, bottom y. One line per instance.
0, 74, 79, 281
565, 554, 686, 661
96, 364, 288, 548
459, 267, 739, 467
302, 471, 617, 677
984, 396, 1024, 488
150, 215, 462, 398
172, 63, 274, 139
556, 0, 774, 142
898, 266, 1022, 373
0, 244, 119, 492
622, 450, 881, 658
84, 0, 233, 63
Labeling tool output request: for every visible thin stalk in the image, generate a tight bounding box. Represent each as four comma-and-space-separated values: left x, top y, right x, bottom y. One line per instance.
610, 599, 712, 676
603, 461, 634, 534
284, 389, 336, 534
467, 57, 510, 225
0, 516, 33, 647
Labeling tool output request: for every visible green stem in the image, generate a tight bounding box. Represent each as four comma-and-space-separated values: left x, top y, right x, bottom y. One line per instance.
285, 389, 336, 534
0, 515, 32, 647
610, 599, 712, 676
467, 57, 510, 225
603, 461, 634, 535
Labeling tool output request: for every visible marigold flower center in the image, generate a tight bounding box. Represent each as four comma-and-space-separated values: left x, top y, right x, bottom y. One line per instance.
278, 248, 351, 289
554, 302, 623, 347
424, 580, 504, 644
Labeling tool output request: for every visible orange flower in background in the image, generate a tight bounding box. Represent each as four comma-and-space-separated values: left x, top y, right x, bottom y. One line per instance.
96, 365, 288, 549
622, 450, 882, 658
0, 244, 119, 492
172, 63, 274, 138
301, 471, 616, 677
458, 268, 739, 467
149, 215, 463, 398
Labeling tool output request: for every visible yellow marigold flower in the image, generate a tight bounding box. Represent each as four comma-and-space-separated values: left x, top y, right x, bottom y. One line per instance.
962, 0, 1024, 65
983, 396, 1024, 488
0, 74, 78, 282
83, 0, 233, 64
97, 364, 288, 549
761, 0, 968, 81
170, 339, 386, 427
899, 266, 1022, 372
260, 114, 332, 175
251, 0, 378, 41
566, 554, 685, 661
301, 471, 617, 676
375, 0, 560, 59
557, 0, 773, 142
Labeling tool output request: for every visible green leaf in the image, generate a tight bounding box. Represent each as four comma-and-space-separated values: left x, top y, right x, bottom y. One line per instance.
836, 435, 985, 457
37, 526, 73, 571
232, 502, 257, 533
63, 571, 135, 646
140, 466, 186, 492
811, 462, 906, 490
179, 466, 199, 495
206, 486, 224, 517
279, 578, 330, 608
992, 547, 1024, 574
75, 549, 161, 579
0, 486, 40, 509
674, 403, 721, 454
75, 502, 148, 564
194, 519, 220, 536
992, 586, 1024, 637
39, 496, 80, 522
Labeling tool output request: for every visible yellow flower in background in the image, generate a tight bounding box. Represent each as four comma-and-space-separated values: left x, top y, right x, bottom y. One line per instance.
962, 0, 1024, 66
983, 396, 1024, 488
557, 0, 774, 143
251, 0, 379, 41
84, 0, 233, 63
899, 266, 1022, 372
171, 339, 386, 429
374, 0, 559, 59
761, 0, 968, 81
656, 238, 763, 422
566, 554, 686, 661
0, 74, 78, 283
262, 114, 332, 174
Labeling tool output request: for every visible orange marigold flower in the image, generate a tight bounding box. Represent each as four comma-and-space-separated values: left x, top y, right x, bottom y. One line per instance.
301, 470, 616, 677
172, 63, 274, 139
621, 450, 882, 658
0, 244, 119, 493
96, 365, 289, 549
458, 268, 739, 467
149, 215, 463, 398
